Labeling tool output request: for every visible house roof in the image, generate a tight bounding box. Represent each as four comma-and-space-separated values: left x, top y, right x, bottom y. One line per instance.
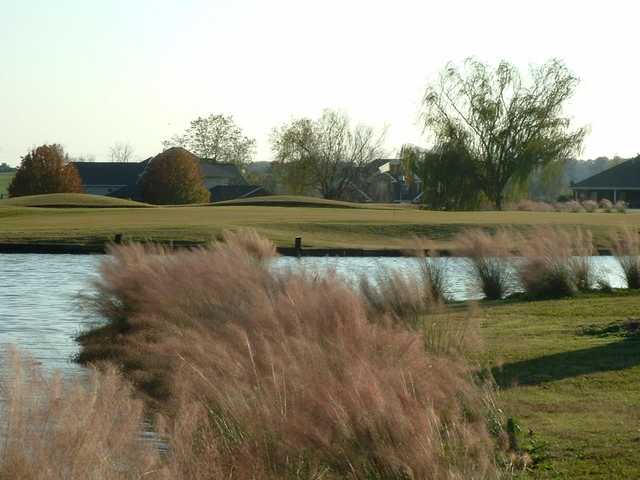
73, 148, 249, 199
73, 162, 147, 186
200, 162, 246, 184
571, 157, 640, 189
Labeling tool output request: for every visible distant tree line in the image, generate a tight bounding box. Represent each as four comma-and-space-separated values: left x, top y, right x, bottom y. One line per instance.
8, 57, 630, 209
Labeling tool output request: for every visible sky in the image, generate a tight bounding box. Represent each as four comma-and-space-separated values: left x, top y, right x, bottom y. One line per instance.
1, 0, 639, 166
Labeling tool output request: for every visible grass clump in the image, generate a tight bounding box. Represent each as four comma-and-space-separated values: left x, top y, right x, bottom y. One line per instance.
77, 230, 501, 479
0, 348, 165, 479
599, 198, 613, 212
581, 199, 598, 212
456, 229, 514, 300
360, 238, 449, 325
517, 227, 596, 299
610, 227, 640, 288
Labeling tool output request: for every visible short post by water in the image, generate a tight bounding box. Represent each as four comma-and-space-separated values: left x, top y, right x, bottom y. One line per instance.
294, 236, 302, 253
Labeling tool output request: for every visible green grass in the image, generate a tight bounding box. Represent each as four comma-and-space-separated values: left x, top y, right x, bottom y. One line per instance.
209, 194, 415, 209
0, 194, 639, 249
0, 193, 152, 208
454, 292, 640, 478
0, 172, 14, 197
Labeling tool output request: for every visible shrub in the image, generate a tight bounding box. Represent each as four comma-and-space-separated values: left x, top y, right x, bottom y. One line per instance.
599, 198, 613, 212
0, 348, 165, 479
456, 229, 514, 300
614, 200, 627, 213
8, 144, 83, 197
140, 147, 210, 205
78, 231, 500, 478
582, 199, 598, 212
517, 227, 595, 298
610, 228, 640, 289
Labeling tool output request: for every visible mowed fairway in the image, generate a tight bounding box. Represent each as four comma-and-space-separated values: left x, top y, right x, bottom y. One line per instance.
1, 194, 640, 248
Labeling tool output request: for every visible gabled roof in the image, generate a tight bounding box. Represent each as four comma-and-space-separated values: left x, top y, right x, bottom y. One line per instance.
200, 162, 246, 184
73, 162, 147, 186
572, 156, 640, 189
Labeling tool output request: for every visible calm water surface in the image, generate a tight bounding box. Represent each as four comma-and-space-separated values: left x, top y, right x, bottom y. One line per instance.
0, 254, 627, 374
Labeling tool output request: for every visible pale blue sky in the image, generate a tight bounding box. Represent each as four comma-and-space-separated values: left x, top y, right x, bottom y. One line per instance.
1, 0, 638, 165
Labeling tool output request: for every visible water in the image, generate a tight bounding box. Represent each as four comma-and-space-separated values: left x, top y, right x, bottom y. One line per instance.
0, 254, 627, 374
0, 254, 102, 374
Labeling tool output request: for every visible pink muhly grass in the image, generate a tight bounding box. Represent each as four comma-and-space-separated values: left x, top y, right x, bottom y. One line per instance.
456, 229, 514, 300
0, 348, 166, 480
610, 227, 640, 289
516, 227, 596, 298
76, 229, 500, 479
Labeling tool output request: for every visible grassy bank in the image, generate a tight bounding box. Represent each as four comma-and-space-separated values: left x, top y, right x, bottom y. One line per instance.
451, 291, 640, 478
1, 194, 639, 250
0, 192, 152, 208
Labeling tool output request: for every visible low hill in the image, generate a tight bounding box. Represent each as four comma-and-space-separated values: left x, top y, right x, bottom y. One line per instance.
209, 195, 415, 210
0, 193, 152, 208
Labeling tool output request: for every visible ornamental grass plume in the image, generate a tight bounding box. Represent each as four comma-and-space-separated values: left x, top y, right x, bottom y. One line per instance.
0, 348, 166, 480
610, 227, 640, 289
76, 229, 501, 479
456, 229, 514, 300
516, 227, 596, 298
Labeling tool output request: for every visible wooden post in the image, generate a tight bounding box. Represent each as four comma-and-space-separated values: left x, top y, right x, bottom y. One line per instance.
294, 236, 302, 255
114, 233, 123, 244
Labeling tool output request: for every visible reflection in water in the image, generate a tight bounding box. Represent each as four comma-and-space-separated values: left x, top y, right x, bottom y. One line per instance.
0, 254, 626, 373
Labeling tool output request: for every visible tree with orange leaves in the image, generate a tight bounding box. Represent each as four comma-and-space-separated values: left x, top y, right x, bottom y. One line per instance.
8, 144, 83, 197
140, 147, 210, 205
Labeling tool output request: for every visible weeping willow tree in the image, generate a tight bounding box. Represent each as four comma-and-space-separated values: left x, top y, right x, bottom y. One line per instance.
401, 141, 482, 210
422, 58, 587, 210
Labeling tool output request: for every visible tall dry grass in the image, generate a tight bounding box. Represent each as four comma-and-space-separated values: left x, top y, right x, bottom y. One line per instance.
456, 229, 514, 300
516, 227, 595, 298
360, 239, 448, 325
0, 348, 166, 480
610, 227, 640, 289
581, 200, 598, 213
73, 230, 500, 479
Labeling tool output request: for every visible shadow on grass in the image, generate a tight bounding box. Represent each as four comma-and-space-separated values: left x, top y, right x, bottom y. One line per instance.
493, 338, 640, 388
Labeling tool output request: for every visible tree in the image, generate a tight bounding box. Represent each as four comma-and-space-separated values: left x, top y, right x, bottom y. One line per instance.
162, 114, 255, 168
401, 142, 481, 210
109, 142, 134, 162
422, 58, 586, 210
8, 144, 83, 197
140, 147, 210, 205
271, 110, 385, 199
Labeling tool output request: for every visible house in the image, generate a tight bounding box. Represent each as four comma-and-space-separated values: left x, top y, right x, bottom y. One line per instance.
73, 148, 264, 202
346, 158, 422, 203
570, 155, 640, 207
73, 160, 149, 198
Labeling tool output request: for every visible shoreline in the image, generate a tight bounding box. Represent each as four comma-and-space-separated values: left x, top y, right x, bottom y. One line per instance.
0, 241, 613, 257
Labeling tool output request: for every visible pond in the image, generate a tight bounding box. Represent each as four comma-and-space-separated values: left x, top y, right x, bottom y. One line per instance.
0, 254, 627, 374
